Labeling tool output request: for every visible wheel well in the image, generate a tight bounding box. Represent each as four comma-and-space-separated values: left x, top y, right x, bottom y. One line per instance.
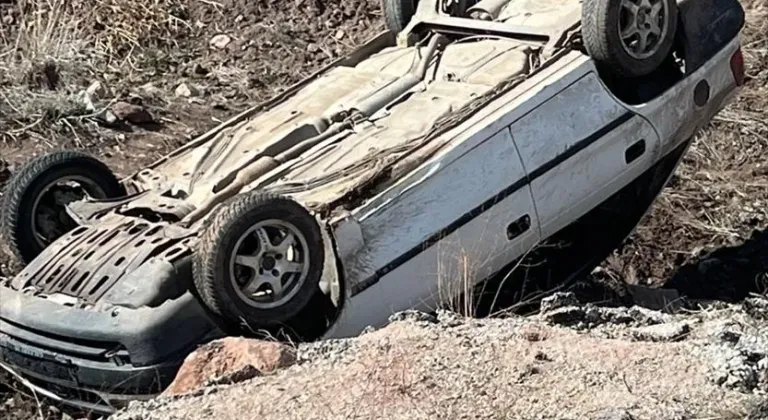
588, 0, 746, 106
588, 15, 687, 106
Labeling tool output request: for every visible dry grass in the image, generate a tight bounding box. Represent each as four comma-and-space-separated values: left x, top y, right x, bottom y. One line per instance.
0, 0, 191, 144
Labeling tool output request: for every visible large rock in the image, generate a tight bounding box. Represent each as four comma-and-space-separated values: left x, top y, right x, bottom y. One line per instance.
162, 338, 297, 397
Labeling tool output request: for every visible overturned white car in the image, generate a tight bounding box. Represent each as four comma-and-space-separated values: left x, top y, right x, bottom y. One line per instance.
0, 0, 746, 413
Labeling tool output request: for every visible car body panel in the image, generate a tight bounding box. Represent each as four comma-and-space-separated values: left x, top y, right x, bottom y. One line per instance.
510, 72, 661, 239
623, 35, 743, 158
323, 33, 744, 339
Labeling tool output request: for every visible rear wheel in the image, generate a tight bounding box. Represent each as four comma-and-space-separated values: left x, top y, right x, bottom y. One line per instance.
193, 192, 324, 334
582, 0, 678, 78
1, 150, 125, 264
382, 0, 419, 33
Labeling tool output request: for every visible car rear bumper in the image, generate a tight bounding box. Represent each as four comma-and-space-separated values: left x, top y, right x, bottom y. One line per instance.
0, 286, 223, 413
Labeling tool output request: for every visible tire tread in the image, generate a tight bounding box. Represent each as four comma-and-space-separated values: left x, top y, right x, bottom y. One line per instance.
582, 0, 678, 78
1, 150, 123, 264
382, 0, 417, 33
192, 191, 324, 331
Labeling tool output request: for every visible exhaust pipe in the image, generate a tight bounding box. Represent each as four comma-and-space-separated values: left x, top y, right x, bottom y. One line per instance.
350, 33, 450, 118
181, 32, 451, 226
467, 0, 509, 21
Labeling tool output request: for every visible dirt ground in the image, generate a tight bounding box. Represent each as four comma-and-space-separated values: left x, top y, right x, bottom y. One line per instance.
114, 300, 768, 420
1, 0, 767, 419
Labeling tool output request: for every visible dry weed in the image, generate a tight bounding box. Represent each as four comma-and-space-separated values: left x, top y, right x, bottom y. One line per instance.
0, 0, 190, 144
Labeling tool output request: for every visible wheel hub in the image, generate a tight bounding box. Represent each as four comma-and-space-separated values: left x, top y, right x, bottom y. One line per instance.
619, 0, 668, 60
31, 176, 107, 248
261, 255, 277, 271
229, 220, 311, 309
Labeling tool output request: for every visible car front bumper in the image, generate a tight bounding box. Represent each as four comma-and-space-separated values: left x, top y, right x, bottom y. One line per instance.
0, 286, 223, 414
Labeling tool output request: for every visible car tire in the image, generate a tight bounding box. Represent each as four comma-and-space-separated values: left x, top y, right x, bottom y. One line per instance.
582, 0, 678, 78
382, 0, 419, 33
1, 150, 125, 264
192, 191, 324, 334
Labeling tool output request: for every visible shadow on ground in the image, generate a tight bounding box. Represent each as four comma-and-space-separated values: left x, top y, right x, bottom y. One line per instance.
468, 227, 768, 318
663, 227, 768, 302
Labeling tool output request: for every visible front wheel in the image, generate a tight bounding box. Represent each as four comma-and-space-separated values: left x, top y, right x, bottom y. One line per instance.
192, 192, 324, 334
1, 150, 125, 264
582, 0, 679, 78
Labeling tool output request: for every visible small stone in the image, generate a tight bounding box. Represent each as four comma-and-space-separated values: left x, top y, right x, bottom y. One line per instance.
540, 292, 579, 313
86, 80, 106, 99
334, 30, 345, 40
175, 83, 199, 98
210, 34, 232, 49
138, 83, 163, 97
234, 14, 244, 23
307, 43, 320, 53
631, 321, 691, 342
111, 101, 153, 124
520, 324, 549, 342
436, 310, 463, 327
388, 310, 437, 324
100, 110, 119, 125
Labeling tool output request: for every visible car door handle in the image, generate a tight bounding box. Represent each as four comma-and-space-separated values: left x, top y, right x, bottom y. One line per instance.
625, 139, 646, 164
507, 215, 531, 240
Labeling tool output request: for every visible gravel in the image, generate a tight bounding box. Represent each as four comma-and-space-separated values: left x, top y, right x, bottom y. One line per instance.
112, 296, 768, 420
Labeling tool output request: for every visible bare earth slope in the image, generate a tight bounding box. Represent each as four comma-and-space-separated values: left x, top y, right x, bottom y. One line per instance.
115, 299, 768, 420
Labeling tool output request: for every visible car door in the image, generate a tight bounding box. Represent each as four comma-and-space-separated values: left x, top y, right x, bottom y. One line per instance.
334, 126, 542, 330
510, 71, 662, 239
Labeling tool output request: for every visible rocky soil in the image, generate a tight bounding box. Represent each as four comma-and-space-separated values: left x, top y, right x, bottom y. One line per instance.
113, 295, 768, 420
1, 0, 767, 419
